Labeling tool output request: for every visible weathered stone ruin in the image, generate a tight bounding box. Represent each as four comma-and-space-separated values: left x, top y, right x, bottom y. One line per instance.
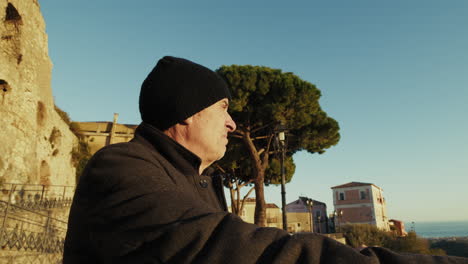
1, 1, 77, 261
0, 0, 77, 187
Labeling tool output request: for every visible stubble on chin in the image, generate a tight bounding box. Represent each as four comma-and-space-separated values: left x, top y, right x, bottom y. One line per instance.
217, 145, 227, 161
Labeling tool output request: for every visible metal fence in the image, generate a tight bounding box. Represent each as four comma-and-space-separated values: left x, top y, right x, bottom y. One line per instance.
0, 183, 75, 209
0, 183, 75, 262
0, 252, 62, 264
0, 200, 67, 253
0, 226, 64, 253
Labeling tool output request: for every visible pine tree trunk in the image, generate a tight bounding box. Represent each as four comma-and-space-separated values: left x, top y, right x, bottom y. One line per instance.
242, 130, 268, 227
230, 187, 238, 215
254, 172, 267, 226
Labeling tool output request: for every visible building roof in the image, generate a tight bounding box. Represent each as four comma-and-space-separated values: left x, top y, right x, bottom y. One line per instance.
245, 198, 256, 203
73, 121, 138, 134
298, 196, 326, 206
240, 198, 279, 209
331, 181, 381, 190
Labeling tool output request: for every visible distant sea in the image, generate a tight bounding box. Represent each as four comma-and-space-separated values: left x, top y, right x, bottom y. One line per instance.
405, 221, 468, 238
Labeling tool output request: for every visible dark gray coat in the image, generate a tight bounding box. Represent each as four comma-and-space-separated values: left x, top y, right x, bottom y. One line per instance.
63, 122, 467, 263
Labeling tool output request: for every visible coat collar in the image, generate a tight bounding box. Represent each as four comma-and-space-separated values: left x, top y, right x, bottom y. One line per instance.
134, 122, 202, 175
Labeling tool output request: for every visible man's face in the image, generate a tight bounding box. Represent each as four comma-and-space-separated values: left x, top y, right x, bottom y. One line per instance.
187, 98, 236, 166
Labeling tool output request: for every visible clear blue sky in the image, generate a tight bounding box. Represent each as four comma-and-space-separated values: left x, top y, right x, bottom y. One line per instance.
40, 0, 468, 222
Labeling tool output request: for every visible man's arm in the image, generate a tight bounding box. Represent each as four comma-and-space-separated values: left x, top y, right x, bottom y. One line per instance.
65, 143, 468, 264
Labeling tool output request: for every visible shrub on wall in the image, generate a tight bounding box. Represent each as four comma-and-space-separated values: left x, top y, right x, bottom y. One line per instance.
431, 239, 468, 258
54, 105, 71, 125
341, 224, 392, 248
341, 224, 446, 255
71, 139, 91, 182
55, 105, 91, 182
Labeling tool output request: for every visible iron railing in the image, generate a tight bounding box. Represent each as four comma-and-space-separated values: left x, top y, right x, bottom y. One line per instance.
0, 183, 75, 208
0, 183, 75, 261
0, 252, 62, 264
0, 226, 64, 253
0, 200, 67, 253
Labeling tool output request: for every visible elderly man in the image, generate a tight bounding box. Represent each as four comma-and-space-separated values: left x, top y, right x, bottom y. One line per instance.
64, 56, 467, 263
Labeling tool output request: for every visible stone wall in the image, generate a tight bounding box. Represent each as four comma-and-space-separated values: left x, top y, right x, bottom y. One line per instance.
0, 0, 77, 187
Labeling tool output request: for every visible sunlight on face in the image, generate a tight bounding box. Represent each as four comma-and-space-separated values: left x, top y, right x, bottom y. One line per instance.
188, 98, 236, 168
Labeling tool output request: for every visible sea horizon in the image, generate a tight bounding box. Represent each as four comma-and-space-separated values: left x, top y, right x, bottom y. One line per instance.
405, 220, 468, 238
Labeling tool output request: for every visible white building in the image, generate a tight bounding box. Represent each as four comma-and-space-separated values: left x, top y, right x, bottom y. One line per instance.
331, 182, 390, 231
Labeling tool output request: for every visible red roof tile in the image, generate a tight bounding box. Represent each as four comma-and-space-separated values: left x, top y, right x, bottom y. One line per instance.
331, 181, 379, 189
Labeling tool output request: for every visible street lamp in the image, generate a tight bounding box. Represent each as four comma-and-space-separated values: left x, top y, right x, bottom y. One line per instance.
333, 210, 337, 233
337, 210, 344, 232
317, 215, 322, 234
276, 123, 288, 231
306, 199, 313, 232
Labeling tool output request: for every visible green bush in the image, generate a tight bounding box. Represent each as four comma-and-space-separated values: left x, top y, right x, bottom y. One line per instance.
55, 105, 72, 125
385, 231, 446, 255
431, 239, 468, 257
55, 104, 91, 182
341, 224, 393, 248
71, 139, 91, 181
341, 224, 446, 256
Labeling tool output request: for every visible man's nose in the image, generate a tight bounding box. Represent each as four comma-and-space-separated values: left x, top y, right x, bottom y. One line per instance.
226, 113, 236, 132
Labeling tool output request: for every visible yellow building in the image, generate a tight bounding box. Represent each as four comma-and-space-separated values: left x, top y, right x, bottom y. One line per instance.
286, 197, 329, 234
72, 113, 137, 154
231, 198, 282, 228
286, 212, 312, 233
265, 203, 282, 229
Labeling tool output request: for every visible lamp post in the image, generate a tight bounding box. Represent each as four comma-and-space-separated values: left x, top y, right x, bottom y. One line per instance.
317, 215, 322, 234
276, 124, 288, 231
306, 199, 313, 232
337, 210, 344, 232
332, 210, 337, 233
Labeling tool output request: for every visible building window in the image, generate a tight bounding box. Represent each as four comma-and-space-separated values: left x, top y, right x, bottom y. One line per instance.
360, 191, 367, 200
339, 192, 345, 200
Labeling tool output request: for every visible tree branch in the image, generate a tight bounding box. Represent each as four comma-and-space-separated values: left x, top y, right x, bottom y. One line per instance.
260, 134, 275, 169
251, 135, 270, 140
258, 148, 264, 156
238, 178, 253, 188
240, 185, 255, 214
242, 131, 261, 168
251, 121, 275, 134
232, 130, 244, 136
265, 134, 275, 157
230, 187, 237, 214
243, 186, 255, 201
213, 163, 226, 173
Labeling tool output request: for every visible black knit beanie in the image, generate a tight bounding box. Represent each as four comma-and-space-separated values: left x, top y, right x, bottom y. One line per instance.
139, 56, 231, 131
